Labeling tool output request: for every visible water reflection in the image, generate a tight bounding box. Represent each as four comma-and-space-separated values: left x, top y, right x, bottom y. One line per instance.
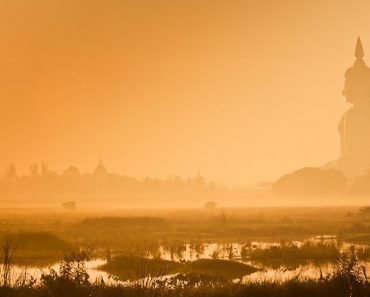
4, 235, 370, 286
2, 259, 113, 286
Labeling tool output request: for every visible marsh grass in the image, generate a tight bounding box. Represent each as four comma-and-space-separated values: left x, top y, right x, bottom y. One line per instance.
3, 232, 73, 266
101, 255, 180, 281
250, 241, 340, 265
1, 209, 370, 296
0, 243, 369, 297
182, 259, 258, 279
77, 216, 167, 230
101, 255, 258, 281
1, 267, 370, 297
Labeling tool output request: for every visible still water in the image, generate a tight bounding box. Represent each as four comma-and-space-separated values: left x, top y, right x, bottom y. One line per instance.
4, 236, 370, 286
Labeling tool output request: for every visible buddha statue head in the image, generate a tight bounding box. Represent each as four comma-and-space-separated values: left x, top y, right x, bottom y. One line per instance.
343, 37, 370, 105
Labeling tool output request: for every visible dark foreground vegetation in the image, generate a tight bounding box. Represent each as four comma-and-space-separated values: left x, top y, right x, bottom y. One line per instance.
0, 252, 369, 297
2, 281, 370, 297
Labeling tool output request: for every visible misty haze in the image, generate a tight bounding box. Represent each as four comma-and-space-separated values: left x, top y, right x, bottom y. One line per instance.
1, 1, 370, 297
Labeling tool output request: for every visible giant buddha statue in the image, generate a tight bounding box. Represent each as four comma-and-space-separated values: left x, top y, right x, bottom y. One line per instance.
334, 37, 370, 177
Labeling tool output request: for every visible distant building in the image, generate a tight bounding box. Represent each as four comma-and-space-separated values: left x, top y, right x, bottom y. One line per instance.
93, 155, 108, 177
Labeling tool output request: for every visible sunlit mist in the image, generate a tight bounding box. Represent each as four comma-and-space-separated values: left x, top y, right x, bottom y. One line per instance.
2, 2, 370, 296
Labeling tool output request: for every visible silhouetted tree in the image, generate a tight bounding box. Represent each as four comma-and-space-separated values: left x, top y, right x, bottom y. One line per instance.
29, 163, 39, 178
2, 163, 17, 184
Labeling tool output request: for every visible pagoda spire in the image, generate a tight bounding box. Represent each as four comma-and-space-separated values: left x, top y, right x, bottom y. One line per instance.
355, 36, 364, 59
94, 151, 107, 176
99, 151, 103, 166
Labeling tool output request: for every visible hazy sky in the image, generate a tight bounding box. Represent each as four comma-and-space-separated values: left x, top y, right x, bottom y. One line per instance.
0, 0, 369, 185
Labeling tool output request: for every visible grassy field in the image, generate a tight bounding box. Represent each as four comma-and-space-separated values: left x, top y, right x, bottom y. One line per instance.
0, 206, 367, 266
0, 206, 368, 296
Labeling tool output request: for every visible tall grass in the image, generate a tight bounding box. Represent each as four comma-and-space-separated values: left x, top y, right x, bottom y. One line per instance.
250, 241, 340, 264
0, 255, 369, 297
0, 234, 14, 287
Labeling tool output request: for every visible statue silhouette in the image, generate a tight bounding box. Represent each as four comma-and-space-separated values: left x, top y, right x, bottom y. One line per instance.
272, 38, 370, 196
334, 37, 370, 177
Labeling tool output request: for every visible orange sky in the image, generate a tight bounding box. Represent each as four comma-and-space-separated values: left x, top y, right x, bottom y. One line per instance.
0, 0, 369, 185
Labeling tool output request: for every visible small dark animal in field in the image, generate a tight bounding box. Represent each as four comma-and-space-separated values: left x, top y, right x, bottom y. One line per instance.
62, 201, 76, 210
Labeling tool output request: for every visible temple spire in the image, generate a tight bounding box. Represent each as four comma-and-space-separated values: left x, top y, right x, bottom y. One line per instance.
99, 151, 103, 166
94, 151, 107, 176
355, 36, 364, 59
